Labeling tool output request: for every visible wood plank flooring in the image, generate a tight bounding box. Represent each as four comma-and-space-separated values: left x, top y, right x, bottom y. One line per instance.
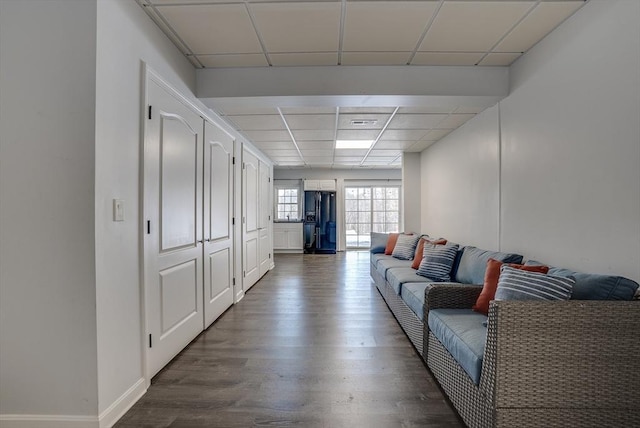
115, 251, 464, 427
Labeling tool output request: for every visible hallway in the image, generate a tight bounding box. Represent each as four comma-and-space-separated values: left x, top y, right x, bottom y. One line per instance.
115, 252, 463, 427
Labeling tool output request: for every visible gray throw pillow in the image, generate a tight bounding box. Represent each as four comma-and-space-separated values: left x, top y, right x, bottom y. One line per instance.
416, 243, 459, 282
495, 266, 574, 301
392, 234, 420, 260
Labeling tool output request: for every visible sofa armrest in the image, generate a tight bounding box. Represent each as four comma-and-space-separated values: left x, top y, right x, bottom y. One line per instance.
424, 283, 482, 312
482, 300, 640, 410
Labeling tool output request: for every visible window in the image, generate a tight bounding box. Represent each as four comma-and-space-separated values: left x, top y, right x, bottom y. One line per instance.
276, 187, 300, 221
345, 186, 400, 248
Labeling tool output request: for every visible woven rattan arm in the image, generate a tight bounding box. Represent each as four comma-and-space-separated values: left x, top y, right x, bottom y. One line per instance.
481, 300, 640, 412
424, 283, 482, 313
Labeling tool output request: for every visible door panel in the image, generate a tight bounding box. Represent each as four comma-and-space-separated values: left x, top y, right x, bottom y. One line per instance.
203, 121, 234, 328
259, 228, 269, 276
258, 160, 271, 276
144, 77, 203, 378
243, 149, 260, 288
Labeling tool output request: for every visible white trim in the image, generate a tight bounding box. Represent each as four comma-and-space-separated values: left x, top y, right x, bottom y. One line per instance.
0, 414, 98, 428
98, 378, 146, 428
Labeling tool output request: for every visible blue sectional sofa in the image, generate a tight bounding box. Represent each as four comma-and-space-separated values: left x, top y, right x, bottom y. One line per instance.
369, 232, 640, 428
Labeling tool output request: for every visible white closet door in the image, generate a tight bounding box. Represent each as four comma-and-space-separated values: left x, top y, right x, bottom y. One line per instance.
144, 78, 203, 378
242, 149, 260, 289
203, 120, 234, 329
258, 160, 271, 277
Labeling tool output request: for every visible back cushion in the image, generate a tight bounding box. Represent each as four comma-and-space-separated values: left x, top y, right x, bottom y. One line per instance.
548, 267, 639, 301
370, 232, 389, 254
384, 233, 400, 255
392, 234, 421, 260
453, 246, 523, 285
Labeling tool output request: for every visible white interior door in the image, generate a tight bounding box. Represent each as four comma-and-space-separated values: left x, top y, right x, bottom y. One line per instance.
258, 160, 271, 276
242, 149, 260, 289
203, 120, 234, 329
144, 77, 204, 378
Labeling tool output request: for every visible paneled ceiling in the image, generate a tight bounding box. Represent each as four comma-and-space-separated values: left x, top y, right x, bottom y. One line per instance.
138, 0, 586, 169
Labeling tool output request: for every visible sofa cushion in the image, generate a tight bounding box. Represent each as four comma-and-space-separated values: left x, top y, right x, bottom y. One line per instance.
411, 237, 447, 269
473, 259, 550, 315
387, 267, 432, 295
453, 246, 523, 285
392, 234, 421, 260
428, 309, 488, 385
549, 267, 639, 301
384, 233, 400, 255
370, 232, 388, 254
417, 243, 459, 281
376, 258, 413, 280
401, 282, 430, 320
495, 266, 574, 301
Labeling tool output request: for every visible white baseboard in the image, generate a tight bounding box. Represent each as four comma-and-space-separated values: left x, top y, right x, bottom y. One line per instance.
0, 414, 98, 428
99, 377, 146, 428
0, 378, 147, 428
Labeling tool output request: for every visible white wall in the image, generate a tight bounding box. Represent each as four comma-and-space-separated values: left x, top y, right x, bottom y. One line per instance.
420, 0, 640, 283
0, 0, 99, 418
402, 153, 422, 233
421, 105, 500, 249
94, 0, 198, 420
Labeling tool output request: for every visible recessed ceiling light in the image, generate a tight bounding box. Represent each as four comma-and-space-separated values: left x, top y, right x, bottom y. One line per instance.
335, 140, 374, 149
350, 119, 378, 126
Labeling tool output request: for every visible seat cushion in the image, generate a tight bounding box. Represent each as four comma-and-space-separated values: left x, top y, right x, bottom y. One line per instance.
400, 282, 430, 320
428, 309, 488, 385
453, 246, 523, 285
376, 258, 413, 279
387, 267, 432, 295
371, 253, 391, 268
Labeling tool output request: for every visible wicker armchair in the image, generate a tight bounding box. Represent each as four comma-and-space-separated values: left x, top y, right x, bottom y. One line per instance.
424, 284, 640, 428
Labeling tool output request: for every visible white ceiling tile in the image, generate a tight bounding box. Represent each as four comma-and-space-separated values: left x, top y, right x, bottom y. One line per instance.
292, 130, 335, 141
242, 130, 291, 142
280, 107, 336, 115
454, 106, 486, 114
411, 52, 484, 66
340, 107, 396, 114
297, 140, 335, 150
284, 114, 336, 130
380, 129, 428, 141
343, 1, 438, 51
398, 106, 454, 114
495, 2, 584, 53
276, 161, 307, 166
361, 159, 396, 165
227, 115, 284, 131
251, 141, 296, 150
478, 52, 522, 66
249, 2, 341, 52
263, 149, 300, 157
300, 149, 334, 157
420, 1, 534, 52
333, 156, 366, 162
338, 113, 390, 130
368, 149, 402, 158
388, 114, 447, 129
406, 140, 436, 152
216, 106, 279, 116
303, 156, 335, 163
341, 52, 411, 66
437, 114, 476, 129
158, 4, 262, 54
336, 129, 380, 140
150, 0, 244, 4
197, 54, 268, 68
270, 53, 338, 66
375, 141, 416, 150
421, 129, 452, 141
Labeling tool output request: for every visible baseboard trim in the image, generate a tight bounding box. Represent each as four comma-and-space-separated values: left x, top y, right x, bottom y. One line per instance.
99, 377, 146, 428
0, 378, 146, 428
0, 414, 98, 428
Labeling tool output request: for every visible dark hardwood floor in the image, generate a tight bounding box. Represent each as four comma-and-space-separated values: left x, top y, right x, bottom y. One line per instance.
115, 251, 463, 427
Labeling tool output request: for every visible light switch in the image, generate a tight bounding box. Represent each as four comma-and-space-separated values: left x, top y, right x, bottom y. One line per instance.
113, 199, 125, 222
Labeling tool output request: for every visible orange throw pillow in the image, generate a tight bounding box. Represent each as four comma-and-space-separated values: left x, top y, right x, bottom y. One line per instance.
473, 258, 549, 315
411, 237, 447, 269
384, 233, 400, 255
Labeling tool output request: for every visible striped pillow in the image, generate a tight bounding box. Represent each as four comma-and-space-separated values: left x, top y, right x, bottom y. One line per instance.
416, 243, 459, 281
392, 234, 420, 260
495, 266, 574, 301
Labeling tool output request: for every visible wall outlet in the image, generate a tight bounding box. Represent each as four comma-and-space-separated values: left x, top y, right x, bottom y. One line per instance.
113, 199, 125, 222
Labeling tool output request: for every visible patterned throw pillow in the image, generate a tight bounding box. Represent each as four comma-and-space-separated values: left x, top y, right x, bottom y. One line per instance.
416, 243, 459, 281
495, 266, 574, 301
392, 234, 420, 260
411, 237, 447, 269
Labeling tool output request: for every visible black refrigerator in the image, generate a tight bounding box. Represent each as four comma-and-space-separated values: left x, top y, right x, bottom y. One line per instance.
303, 191, 336, 254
